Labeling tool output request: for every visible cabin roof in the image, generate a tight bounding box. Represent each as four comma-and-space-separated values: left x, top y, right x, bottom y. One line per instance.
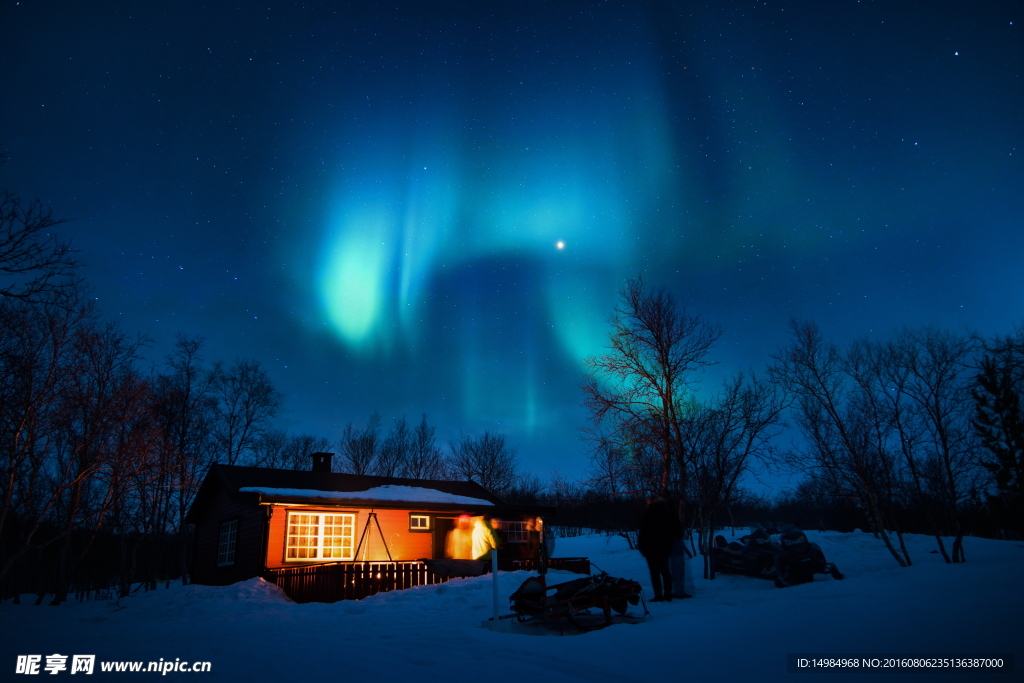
186, 464, 553, 523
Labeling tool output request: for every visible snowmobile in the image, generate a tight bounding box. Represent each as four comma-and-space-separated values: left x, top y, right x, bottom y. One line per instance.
712, 525, 844, 588
509, 571, 645, 632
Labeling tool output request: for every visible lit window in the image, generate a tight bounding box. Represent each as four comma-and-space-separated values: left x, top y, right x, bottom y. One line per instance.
410, 514, 430, 531
502, 521, 529, 543
217, 519, 238, 566
286, 512, 355, 561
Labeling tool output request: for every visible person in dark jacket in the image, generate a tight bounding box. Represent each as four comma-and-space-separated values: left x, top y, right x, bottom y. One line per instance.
637, 496, 682, 602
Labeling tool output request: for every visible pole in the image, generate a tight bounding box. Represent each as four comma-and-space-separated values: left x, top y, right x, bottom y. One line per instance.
491, 548, 499, 621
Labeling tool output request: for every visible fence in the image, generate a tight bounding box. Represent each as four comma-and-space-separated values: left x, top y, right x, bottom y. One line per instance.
265, 561, 441, 603
265, 557, 590, 604
504, 557, 591, 575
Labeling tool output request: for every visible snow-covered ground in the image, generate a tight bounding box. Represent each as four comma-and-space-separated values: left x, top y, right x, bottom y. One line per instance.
3, 530, 1021, 681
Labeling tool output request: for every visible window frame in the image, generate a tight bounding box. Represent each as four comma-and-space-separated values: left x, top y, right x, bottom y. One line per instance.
500, 520, 529, 544
284, 510, 357, 562
408, 513, 431, 533
217, 518, 239, 567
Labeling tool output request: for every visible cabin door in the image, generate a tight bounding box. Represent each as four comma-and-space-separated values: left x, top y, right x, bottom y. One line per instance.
433, 516, 456, 559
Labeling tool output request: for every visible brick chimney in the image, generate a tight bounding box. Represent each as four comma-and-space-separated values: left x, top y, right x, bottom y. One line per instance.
310, 452, 334, 473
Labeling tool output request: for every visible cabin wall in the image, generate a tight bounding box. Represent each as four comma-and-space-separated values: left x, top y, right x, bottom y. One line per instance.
191, 489, 264, 586
264, 507, 436, 568
263, 506, 543, 568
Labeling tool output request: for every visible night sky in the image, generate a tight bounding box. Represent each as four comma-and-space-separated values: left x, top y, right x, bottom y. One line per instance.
2, 1, 1021, 483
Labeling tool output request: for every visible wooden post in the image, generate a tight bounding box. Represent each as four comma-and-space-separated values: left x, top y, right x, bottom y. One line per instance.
491, 548, 499, 622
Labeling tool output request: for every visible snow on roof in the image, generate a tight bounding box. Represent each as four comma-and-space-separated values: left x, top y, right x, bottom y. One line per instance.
238, 485, 494, 506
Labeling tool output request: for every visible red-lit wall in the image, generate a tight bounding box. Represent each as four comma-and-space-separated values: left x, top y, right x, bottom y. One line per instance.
264, 506, 436, 568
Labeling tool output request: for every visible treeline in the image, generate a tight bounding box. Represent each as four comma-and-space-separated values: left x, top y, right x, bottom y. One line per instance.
536, 279, 1024, 576
0, 288, 283, 603
252, 414, 523, 498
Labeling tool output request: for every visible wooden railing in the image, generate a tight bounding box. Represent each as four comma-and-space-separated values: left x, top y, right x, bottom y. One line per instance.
265, 557, 590, 604
504, 557, 591, 575
265, 561, 445, 603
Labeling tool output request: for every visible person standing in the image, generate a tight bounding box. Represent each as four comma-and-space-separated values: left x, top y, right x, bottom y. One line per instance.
445, 515, 474, 560
470, 516, 499, 560
638, 496, 682, 602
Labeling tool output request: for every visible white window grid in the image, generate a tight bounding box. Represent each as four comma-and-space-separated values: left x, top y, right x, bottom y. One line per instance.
286, 512, 355, 561
217, 519, 238, 566
410, 515, 430, 530
502, 521, 529, 543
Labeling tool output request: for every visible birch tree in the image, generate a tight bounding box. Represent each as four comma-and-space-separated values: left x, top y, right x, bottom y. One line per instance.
770, 321, 909, 567
0, 150, 79, 305
402, 415, 446, 480
339, 412, 381, 475
448, 432, 518, 496
210, 359, 282, 466
582, 277, 720, 506
686, 373, 785, 577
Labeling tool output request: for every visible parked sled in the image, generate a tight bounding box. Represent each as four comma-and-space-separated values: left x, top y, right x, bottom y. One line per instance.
509, 571, 646, 632
712, 525, 844, 588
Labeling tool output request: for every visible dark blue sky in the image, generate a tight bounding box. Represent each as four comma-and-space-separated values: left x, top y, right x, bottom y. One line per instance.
2, 0, 1021, 484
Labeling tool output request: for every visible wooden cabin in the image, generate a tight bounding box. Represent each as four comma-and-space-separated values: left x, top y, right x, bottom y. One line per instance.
185, 454, 564, 598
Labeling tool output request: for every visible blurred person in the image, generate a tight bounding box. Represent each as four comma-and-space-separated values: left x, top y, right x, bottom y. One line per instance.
445, 515, 473, 559
471, 516, 499, 560
525, 518, 539, 560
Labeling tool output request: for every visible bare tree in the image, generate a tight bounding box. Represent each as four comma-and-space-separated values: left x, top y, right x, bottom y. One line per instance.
582, 276, 721, 503
251, 429, 290, 469
448, 431, 518, 496
150, 336, 218, 584
587, 427, 664, 500
0, 292, 96, 585
278, 433, 333, 471
973, 325, 1024, 538
587, 440, 634, 499
504, 473, 547, 504
0, 151, 79, 304
685, 373, 785, 577
339, 412, 381, 475
0, 291, 162, 599
377, 416, 412, 477
770, 321, 909, 567
98, 370, 164, 599
402, 415, 446, 479
49, 322, 152, 604
210, 359, 282, 466
843, 339, 914, 565
876, 328, 980, 561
